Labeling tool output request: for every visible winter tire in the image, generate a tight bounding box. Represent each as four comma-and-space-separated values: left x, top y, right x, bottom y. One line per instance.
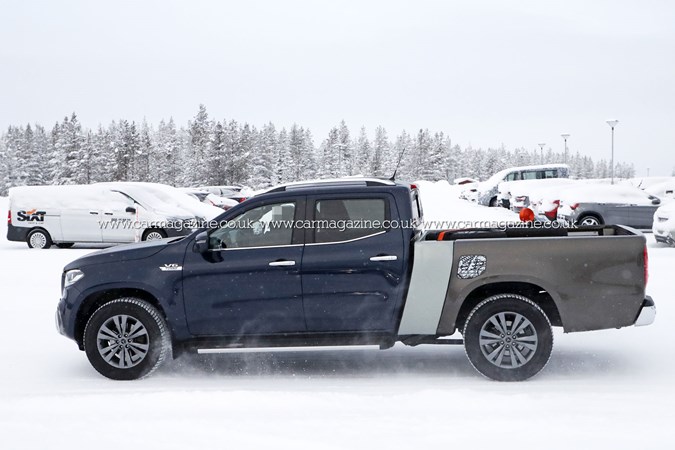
27, 229, 52, 249
463, 294, 553, 381
578, 215, 602, 226
142, 228, 167, 241
83, 298, 170, 380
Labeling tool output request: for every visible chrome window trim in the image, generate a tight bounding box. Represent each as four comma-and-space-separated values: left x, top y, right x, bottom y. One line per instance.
209, 243, 303, 252
306, 230, 386, 246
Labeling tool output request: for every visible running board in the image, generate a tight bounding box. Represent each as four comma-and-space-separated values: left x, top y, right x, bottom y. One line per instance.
401, 336, 464, 346
197, 345, 383, 354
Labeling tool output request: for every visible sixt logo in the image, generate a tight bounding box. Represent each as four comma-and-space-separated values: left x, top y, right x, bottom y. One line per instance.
17, 209, 46, 222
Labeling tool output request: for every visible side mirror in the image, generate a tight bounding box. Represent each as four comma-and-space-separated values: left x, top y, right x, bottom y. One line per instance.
125, 206, 136, 214
193, 231, 209, 253
652, 198, 661, 205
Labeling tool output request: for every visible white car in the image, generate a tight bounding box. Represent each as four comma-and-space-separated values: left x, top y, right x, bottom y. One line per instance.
180, 188, 239, 210
653, 201, 675, 246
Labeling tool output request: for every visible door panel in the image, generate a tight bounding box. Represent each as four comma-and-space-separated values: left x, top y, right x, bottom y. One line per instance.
60, 209, 102, 243
182, 246, 305, 335
301, 195, 406, 332
182, 199, 306, 336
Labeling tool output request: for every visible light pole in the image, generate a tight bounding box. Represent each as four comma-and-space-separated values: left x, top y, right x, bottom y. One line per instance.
606, 120, 619, 184
561, 134, 570, 164
538, 143, 546, 164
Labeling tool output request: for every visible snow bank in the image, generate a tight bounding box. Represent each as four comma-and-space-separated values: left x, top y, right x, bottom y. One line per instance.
415, 180, 519, 227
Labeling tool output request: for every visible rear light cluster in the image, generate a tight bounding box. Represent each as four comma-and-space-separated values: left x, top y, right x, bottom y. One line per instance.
544, 200, 560, 221
644, 246, 649, 287
570, 203, 579, 210
237, 198, 247, 203
7, 210, 10, 225
515, 196, 527, 202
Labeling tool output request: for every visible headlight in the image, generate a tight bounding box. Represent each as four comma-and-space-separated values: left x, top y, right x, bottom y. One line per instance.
64, 269, 84, 288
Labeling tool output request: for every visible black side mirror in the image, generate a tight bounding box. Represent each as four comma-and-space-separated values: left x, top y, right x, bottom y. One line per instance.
193, 231, 209, 253
125, 206, 136, 214
652, 198, 661, 205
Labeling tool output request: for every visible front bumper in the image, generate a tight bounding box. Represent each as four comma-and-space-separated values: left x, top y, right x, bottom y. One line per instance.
634, 296, 656, 327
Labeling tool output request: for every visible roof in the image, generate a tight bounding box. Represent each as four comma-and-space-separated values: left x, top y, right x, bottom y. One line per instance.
264, 177, 397, 193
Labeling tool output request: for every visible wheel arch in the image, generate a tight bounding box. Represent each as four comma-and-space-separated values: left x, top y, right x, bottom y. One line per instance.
74, 288, 167, 350
454, 281, 562, 333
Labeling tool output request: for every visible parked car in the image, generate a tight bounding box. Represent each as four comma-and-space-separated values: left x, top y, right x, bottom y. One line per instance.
476, 164, 570, 206
497, 178, 579, 213
653, 201, 675, 246
57, 178, 654, 382
7, 184, 198, 249
98, 183, 223, 223
198, 185, 250, 204
644, 180, 675, 202
180, 188, 239, 210
556, 184, 661, 228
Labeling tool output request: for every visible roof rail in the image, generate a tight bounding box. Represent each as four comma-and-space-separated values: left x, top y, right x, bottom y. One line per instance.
265, 177, 395, 193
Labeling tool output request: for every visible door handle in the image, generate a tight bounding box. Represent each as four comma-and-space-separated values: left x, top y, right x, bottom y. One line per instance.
370, 255, 397, 262
104, 212, 113, 215
269, 260, 296, 267
89, 211, 99, 215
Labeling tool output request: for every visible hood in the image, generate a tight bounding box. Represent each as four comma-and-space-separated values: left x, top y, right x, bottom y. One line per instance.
64, 238, 179, 270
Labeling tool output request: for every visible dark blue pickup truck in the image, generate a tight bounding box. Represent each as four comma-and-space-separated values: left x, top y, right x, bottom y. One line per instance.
56, 179, 656, 381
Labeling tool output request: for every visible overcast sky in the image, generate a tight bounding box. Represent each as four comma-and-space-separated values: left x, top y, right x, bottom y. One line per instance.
2, 0, 674, 175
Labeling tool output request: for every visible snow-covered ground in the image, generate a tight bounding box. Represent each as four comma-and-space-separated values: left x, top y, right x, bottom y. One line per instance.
0, 195, 673, 449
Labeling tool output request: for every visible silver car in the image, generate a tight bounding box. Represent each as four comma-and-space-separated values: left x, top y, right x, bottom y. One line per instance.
556, 184, 661, 229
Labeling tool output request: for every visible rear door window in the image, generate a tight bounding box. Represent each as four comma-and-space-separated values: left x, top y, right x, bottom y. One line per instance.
313, 198, 387, 243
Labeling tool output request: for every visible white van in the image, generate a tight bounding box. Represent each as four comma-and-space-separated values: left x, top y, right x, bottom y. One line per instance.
6, 183, 219, 249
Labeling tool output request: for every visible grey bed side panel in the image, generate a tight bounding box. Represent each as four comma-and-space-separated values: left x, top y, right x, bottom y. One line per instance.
435, 235, 646, 334
397, 241, 454, 335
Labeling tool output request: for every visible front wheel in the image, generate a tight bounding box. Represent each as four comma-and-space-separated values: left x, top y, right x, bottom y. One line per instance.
578, 215, 602, 226
463, 294, 553, 381
142, 228, 167, 241
83, 298, 170, 380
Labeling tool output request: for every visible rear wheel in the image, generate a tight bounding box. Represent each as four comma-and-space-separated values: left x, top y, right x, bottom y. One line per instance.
489, 197, 498, 207
27, 229, 52, 249
142, 228, 167, 241
463, 294, 553, 381
83, 298, 170, 380
578, 214, 602, 226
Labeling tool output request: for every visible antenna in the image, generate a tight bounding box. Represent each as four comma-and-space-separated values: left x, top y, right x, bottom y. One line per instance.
389, 145, 406, 181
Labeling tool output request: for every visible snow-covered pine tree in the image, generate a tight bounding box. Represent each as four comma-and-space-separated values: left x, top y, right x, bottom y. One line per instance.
371, 126, 389, 177
206, 120, 227, 186
302, 128, 317, 180
233, 123, 253, 184
426, 131, 448, 181
320, 127, 340, 178
391, 130, 413, 181
188, 104, 212, 185
134, 121, 152, 182
249, 122, 276, 189
354, 127, 371, 176
336, 120, 352, 176
288, 124, 307, 181
274, 127, 290, 184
